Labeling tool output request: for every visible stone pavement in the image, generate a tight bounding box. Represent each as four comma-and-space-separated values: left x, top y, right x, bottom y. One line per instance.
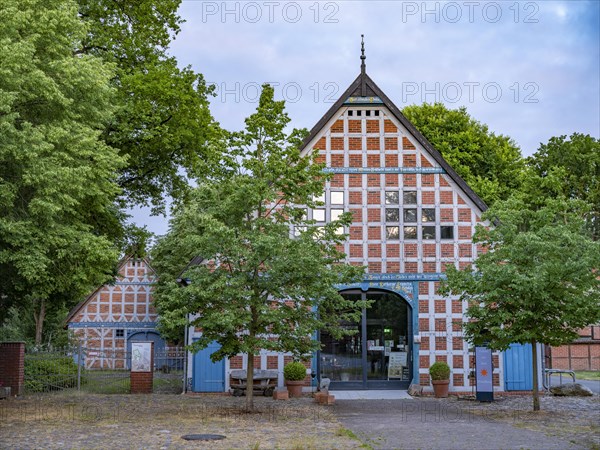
333, 390, 413, 400
332, 395, 600, 450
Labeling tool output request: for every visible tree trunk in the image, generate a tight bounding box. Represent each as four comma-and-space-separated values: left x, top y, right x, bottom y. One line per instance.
33, 298, 46, 345
246, 350, 254, 412
531, 339, 540, 411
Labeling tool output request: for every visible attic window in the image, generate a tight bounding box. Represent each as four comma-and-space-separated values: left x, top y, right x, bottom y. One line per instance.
374, 110, 380, 116
366, 110, 371, 117
115, 329, 124, 338
348, 110, 353, 116
356, 110, 362, 116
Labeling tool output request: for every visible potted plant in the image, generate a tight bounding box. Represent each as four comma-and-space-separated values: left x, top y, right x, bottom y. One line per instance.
429, 361, 451, 398
284, 361, 307, 398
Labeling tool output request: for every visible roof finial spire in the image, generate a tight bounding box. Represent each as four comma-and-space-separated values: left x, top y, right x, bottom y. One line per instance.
360, 34, 366, 75
360, 34, 367, 96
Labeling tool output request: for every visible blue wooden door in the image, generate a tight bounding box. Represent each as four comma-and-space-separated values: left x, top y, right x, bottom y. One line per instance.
192, 341, 225, 392
503, 343, 533, 390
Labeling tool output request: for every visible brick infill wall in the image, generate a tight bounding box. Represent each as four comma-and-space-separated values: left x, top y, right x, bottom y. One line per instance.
0, 342, 25, 396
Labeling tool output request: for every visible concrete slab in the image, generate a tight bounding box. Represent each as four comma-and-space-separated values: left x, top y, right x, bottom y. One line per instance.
331, 390, 413, 400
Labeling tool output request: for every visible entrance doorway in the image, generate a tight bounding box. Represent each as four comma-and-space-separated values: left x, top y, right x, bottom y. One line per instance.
319, 290, 412, 390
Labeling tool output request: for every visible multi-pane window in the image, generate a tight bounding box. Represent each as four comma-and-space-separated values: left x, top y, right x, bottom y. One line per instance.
330, 191, 344, 205
403, 209, 417, 223
404, 226, 417, 239
422, 208, 436, 222
440, 226, 454, 240
422, 226, 436, 240
385, 208, 399, 222
403, 191, 417, 204
115, 329, 124, 338
385, 192, 399, 205
386, 226, 399, 239
331, 209, 344, 221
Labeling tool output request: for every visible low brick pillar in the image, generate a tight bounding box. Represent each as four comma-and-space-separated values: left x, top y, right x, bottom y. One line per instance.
0, 342, 25, 397
130, 342, 153, 394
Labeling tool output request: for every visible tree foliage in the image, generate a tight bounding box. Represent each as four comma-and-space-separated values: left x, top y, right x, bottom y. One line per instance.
403, 102, 524, 206
152, 86, 365, 410
441, 197, 600, 409
0, 0, 123, 343
525, 133, 599, 240
77, 0, 223, 213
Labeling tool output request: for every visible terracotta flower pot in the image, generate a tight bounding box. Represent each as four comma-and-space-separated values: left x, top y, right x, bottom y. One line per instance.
286, 380, 304, 398
431, 379, 450, 398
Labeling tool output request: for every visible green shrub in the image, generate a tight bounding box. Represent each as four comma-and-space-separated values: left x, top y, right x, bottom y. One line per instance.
25, 355, 81, 392
429, 361, 450, 381
284, 361, 307, 381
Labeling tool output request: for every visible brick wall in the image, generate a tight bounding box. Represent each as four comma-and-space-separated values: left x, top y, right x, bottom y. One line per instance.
551, 342, 600, 371
0, 342, 25, 396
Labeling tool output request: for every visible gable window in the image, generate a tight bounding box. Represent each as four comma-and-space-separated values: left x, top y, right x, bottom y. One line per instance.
403, 208, 417, 223
422, 208, 436, 222
385, 208, 399, 222
385, 191, 399, 205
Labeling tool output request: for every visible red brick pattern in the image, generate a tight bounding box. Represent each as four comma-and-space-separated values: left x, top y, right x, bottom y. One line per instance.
0, 342, 25, 396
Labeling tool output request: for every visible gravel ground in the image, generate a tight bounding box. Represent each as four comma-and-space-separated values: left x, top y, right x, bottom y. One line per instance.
1, 392, 598, 449
334, 394, 600, 450
0, 393, 360, 450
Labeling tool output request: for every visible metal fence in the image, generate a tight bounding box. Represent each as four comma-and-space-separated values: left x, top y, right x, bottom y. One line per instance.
24, 345, 185, 394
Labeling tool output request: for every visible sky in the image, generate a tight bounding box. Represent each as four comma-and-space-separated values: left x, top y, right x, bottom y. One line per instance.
133, 0, 600, 236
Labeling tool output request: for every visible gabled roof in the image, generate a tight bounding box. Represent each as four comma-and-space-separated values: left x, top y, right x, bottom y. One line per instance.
63, 255, 155, 328
299, 70, 488, 213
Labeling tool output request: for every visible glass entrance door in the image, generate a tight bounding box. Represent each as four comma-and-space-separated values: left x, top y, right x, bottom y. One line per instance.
320, 290, 411, 390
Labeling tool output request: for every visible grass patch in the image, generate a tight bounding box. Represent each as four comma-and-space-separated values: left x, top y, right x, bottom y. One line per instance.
335, 427, 373, 449
574, 370, 600, 381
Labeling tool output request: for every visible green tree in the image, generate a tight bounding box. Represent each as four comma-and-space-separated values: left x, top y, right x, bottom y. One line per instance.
0, 0, 124, 344
152, 86, 365, 410
441, 198, 600, 411
403, 102, 524, 206
77, 0, 223, 214
525, 133, 599, 240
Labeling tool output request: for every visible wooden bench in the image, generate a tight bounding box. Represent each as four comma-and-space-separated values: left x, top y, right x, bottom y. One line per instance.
230, 369, 278, 397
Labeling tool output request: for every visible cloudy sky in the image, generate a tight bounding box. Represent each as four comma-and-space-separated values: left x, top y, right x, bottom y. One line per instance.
134, 0, 600, 235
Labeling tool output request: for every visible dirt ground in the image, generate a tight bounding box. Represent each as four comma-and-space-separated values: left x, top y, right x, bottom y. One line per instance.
1, 392, 598, 449
0, 393, 361, 449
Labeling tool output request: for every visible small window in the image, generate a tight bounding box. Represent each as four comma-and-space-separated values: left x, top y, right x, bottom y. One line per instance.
313, 209, 325, 222
385, 192, 399, 205
422, 208, 436, 222
403, 208, 417, 223
294, 226, 306, 237
374, 110, 380, 116
313, 193, 325, 204
366, 110, 371, 116
422, 226, 436, 240
330, 191, 344, 205
331, 209, 344, 221
403, 191, 417, 204
385, 208, 400, 222
348, 110, 353, 116
441, 226, 454, 240
404, 226, 417, 239
357, 110, 362, 116
386, 226, 400, 240
115, 329, 124, 338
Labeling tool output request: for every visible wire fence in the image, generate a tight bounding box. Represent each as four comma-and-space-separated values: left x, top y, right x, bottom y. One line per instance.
24, 345, 185, 395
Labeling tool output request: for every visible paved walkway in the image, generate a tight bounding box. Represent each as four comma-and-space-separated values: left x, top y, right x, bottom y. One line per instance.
333, 396, 598, 449
332, 390, 413, 400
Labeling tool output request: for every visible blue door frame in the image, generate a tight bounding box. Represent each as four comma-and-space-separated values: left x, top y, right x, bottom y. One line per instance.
504, 343, 533, 391
192, 340, 225, 392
